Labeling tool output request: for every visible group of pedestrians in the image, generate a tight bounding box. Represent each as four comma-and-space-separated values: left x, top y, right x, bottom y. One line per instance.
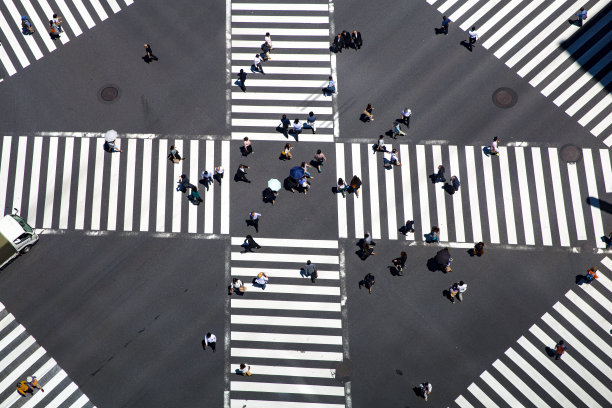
20, 14, 63, 39
331, 29, 362, 52
277, 112, 318, 138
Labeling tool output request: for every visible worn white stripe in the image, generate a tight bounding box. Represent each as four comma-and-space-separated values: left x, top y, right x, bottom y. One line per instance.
590, 111, 612, 137
467, 383, 499, 407
107, 139, 121, 231
90, 139, 104, 230
52, 0, 82, 37
88, 0, 109, 20
58, 138, 73, 229
481, 149, 500, 243
385, 144, 398, 240
139, 139, 152, 231
123, 139, 136, 231
531, 148, 552, 245
579, 95, 612, 127
579, 283, 612, 314
231, 299, 340, 312
232, 28, 329, 36
171, 140, 183, 233
44, 381, 79, 408
231, 267, 339, 280
548, 149, 570, 246
437, 0, 459, 13
231, 331, 342, 345
514, 147, 534, 244
21, 0, 56, 52
122, 0, 132, 5
567, 163, 587, 240
74, 138, 88, 229
431, 146, 447, 241
564, 291, 611, 340
552, 303, 612, 358
582, 149, 605, 248
230, 401, 343, 408
554, 52, 612, 107
156, 139, 167, 232
237, 79, 329, 88
455, 395, 475, 408
36, 0, 69, 44
477, 0, 525, 36
464, 146, 482, 242
0, 7, 30, 68
66, 395, 89, 408
0, 137, 13, 218
204, 140, 215, 234
231, 132, 334, 142
0, 334, 34, 370
484, 0, 545, 50
449, 0, 479, 21
233, 66, 330, 77
448, 146, 464, 242
69, 0, 95, 28
231, 15, 329, 24
567, 73, 612, 117
106, 0, 122, 13
0, 325, 25, 353
188, 140, 198, 233
231, 381, 344, 396
498, 147, 517, 244
0, 313, 15, 332
416, 145, 430, 242
459, 0, 501, 31
367, 143, 381, 240
232, 105, 333, 115
229, 364, 335, 378
4, 0, 43, 60
220, 141, 230, 234
230, 237, 338, 248
232, 53, 331, 62
240, 283, 339, 296
598, 260, 612, 292
231, 252, 338, 264
0, 39, 17, 75
11, 136, 27, 214
231, 348, 342, 361
232, 315, 341, 328
42, 137, 58, 229
232, 91, 330, 101
399, 144, 414, 241
232, 3, 328, 10
492, 359, 551, 408
350, 144, 364, 238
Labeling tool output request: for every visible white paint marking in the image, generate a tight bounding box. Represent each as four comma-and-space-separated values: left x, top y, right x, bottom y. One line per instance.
590, 111, 612, 137
481, 149, 500, 243
232, 105, 333, 115
220, 140, 230, 234
567, 163, 587, 240
432, 146, 447, 241
552, 303, 612, 358
42, 137, 58, 229
231, 299, 340, 312
464, 146, 482, 242
230, 252, 338, 264
530, 148, 552, 245
548, 149, 570, 246
399, 144, 414, 241
188, 140, 198, 233
204, 140, 215, 234
448, 146, 464, 242
105, 0, 121, 13
156, 139, 167, 232
459, 0, 500, 31
231, 267, 339, 280
230, 132, 334, 142
455, 395, 475, 408
230, 401, 343, 408
335, 143, 348, 238
231, 331, 342, 345
68, 0, 95, 28
477, 0, 525, 36
480, 370, 525, 407
579, 94, 612, 127
492, 359, 551, 408
36, 0, 69, 44
565, 291, 611, 336
416, 145, 430, 242
498, 147, 517, 244
231, 315, 340, 328
350, 144, 364, 238
107, 140, 121, 231
58, 138, 74, 229
602, 150, 612, 194
554, 52, 612, 107
385, 143, 397, 240
231, 15, 329, 24
231, 91, 330, 101
88, 0, 109, 20
123, 139, 137, 231
74, 138, 89, 230
90, 138, 104, 230
367, 143, 381, 240
0, 137, 12, 219
0, 7, 30, 68
232, 28, 330, 36
171, 140, 183, 233
229, 364, 335, 378
230, 381, 344, 396
582, 149, 605, 248
139, 139, 152, 231
21, 0, 56, 52
232, 3, 328, 10
11, 136, 27, 214
567, 73, 612, 117
467, 383, 500, 408
4, 0, 43, 60
232, 53, 331, 62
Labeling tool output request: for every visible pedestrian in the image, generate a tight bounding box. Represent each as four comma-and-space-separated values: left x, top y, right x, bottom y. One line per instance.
449, 282, 459, 303
401, 107, 412, 127
362, 104, 374, 122
305, 111, 317, 134
430, 226, 440, 242
278, 114, 291, 136
324, 76, 336, 95
375, 135, 387, 153
490, 137, 500, 156
440, 15, 451, 35
392, 121, 406, 138
584, 266, 599, 283
241, 234, 261, 252
342, 30, 352, 48
242, 137, 253, 156
474, 241, 485, 256
363, 232, 376, 247
575, 7, 587, 26
254, 272, 269, 290
403, 220, 415, 234
442, 255, 453, 273
237, 363, 252, 376
262, 187, 277, 206
214, 165, 224, 184
264, 32, 273, 50
52, 13, 63, 32
168, 145, 184, 163
606, 232, 612, 249
389, 148, 402, 166
16, 375, 44, 397
351, 29, 362, 49
555, 340, 566, 360
419, 382, 432, 402
176, 174, 190, 193
237, 69, 247, 92
188, 187, 203, 204
350, 175, 362, 197
392, 251, 407, 276
333, 33, 344, 53
253, 54, 265, 74
303, 260, 318, 283
337, 178, 348, 197
468, 26, 479, 51
228, 277, 245, 295
298, 176, 310, 194
261, 41, 271, 61
248, 211, 261, 232
144, 43, 158, 62
21, 16, 35, 35
456, 281, 467, 302
313, 149, 326, 173
104, 139, 122, 153
280, 143, 293, 160
435, 165, 446, 182
359, 273, 375, 293
301, 162, 314, 178
203, 332, 217, 352
235, 164, 251, 183
292, 118, 303, 137
451, 175, 460, 192
48, 20, 60, 40
360, 243, 376, 259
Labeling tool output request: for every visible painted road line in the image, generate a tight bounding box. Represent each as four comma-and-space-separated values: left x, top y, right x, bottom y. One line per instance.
0, 40, 17, 75
231, 331, 342, 345
459, 0, 501, 31
554, 52, 612, 106
70, 0, 96, 28
11, 136, 27, 214
231, 65, 331, 76
44, 381, 79, 408
566, 163, 587, 240
480, 370, 525, 408
437, 0, 459, 13
231, 133, 334, 142
579, 283, 612, 315
492, 359, 551, 408
416, 145, 430, 242
230, 237, 338, 248
352, 143, 364, 239
385, 143, 398, 240
188, 140, 198, 233
465, 146, 482, 242
232, 119, 332, 128
399, 144, 414, 241
455, 395, 475, 408
481, 149, 500, 243
74, 138, 88, 230
4, 0, 43, 60
232, 315, 341, 328
597, 260, 612, 292
238, 284, 340, 296
578, 94, 612, 127
107, 139, 121, 231
498, 147, 517, 244
231, 348, 342, 361
122, 0, 132, 5
64, 394, 89, 408
232, 3, 328, 11
21, 0, 56, 52
232, 91, 330, 101
230, 381, 344, 396
156, 139, 167, 232
232, 53, 331, 62
467, 383, 500, 408
0, 346, 46, 398
229, 364, 335, 378
552, 303, 612, 358
139, 139, 152, 232
221, 140, 230, 234
335, 143, 347, 238
0, 325, 25, 353
26, 368, 68, 406
0, 313, 15, 332
42, 137, 58, 229
567, 72, 612, 116
483, 0, 545, 50
582, 149, 605, 248
204, 140, 215, 234
531, 148, 552, 245
123, 139, 137, 231
514, 147, 535, 244
231, 15, 329, 24
230, 401, 344, 408
37, 0, 69, 44
232, 28, 330, 36
237, 79, 329, 88
88, 0, 109, 20
232, 105, 333, 115
106, 0, 122, 13
58, 138, 73, 229
231, 299, 340, 312
367, 143, 381, 240
477, 0, 524, 36
548, 149, 570, 246
0, 7, 30, 68
449, 0, 479, 21
90, 139, 104, 230
432, 145, 447, 242
171, 140, 183, 233
449, 146, 464, 242
590, 111, 612, 137
231, 267, 339, 280
542, 312, 612, 379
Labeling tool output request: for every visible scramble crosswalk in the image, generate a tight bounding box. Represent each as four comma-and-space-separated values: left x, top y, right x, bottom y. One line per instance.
228, 237, 347, 408
0, 0, 132, 81
454, 256, 612, 407
427, 0, 612, 146
0, 135, 230, 234
230, 0, 336, 143
0, 302, 96, 408
335, 142, 611, 248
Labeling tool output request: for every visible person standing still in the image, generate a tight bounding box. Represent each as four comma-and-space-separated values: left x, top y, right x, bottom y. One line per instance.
441, 16, 451, 35
468, 27, 479, 51
248, 211, 261, 232
144, 43, 158, 62
237, 69, 247, 92
203, 332, 217, 352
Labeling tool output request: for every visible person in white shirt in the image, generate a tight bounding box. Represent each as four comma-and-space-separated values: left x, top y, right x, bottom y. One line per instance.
249, 211, 261, 232
203, 332, 217, 352
305, 112, 317, 134
337, 178, 347, 197
401, 107, 412, 127
214, 166, 224, 184
389, 149, 402, 166
468, 26, 479, 51
264, 32, 273, 49
490, 137, 499, 156
376, 135, 387, 152
52, 13, 63, 32
253, 54, 264, 74
199, 170, 213, 191
292, 119, 303, 136
255, 272, 269, 290
238, 363, 252, 376
456, 281, 467, 302
419, 382, 432, 401
228, 278, 244, 295
325, 76, 336, 95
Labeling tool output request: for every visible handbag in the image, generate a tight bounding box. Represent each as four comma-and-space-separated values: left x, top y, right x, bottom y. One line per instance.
239, 286, 247, 292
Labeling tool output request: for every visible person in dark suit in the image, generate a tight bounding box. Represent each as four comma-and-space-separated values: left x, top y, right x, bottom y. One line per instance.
333, 33, 344, 53
351, 30, 362, 49
342, 30, 352, 49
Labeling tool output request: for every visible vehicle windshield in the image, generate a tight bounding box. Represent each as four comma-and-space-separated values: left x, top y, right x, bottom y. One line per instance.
10, 215, 33, 233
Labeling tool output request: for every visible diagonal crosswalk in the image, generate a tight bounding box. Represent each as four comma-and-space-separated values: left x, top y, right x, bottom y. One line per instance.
454, 256, 612, 408
427, 0, 612, 146
0, 302, 96, 408
0, 135, 230, 234
336, 142, 611, 248
0, 0, 132, 80
230, 0, 336, 143
229, 237, 347, 408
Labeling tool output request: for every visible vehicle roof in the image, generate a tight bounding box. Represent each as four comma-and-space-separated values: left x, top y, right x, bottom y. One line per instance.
0, 215, 25, 242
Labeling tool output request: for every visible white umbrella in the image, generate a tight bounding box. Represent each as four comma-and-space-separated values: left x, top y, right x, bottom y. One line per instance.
104, 129, 118, 142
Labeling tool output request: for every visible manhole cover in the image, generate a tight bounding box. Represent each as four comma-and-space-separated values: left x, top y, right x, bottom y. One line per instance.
492, 87, 518, 108
334, 360, 352, 382
559, 144, 582, 163
98, 85, 120, 103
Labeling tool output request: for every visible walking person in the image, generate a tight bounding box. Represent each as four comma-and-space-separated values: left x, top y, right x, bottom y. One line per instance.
214, 165, 224, 185
419, 382, 432, 402
302, 260, 318, 283
440, 15, 451, 35
235, 164, 251, 183
555, 340, 566, 360
280, 143, 293, 160
403, 220, 415, 234
228, 277, 245, 295
490, 137, 500, 156
298, 176, 310, 194
435, 165, 446, 182
48, 20, 60, 40
342, 30, 352, 49
401, 107, 412, 127
389, 148, 402, 166
248, 211, 261, 232
313, 149, 326, 173
237, 69, 247, 92
360, 243, 376, 259
168, 145, 184, 163
261, 41, 271, 61
468, 26, 479, 51
375, 135, 387, 153
333, 33, 344, 53
305, 111, 317, 134
450, 175, 460, 192
292, 118, 303, 137
188, 186, 203, 204
176, 174, 191, 193
350, 175, 362, 197
279, 114, 291, 136
337, 178, 348, 197
575, 7, 587, 26
202, 332, 217, 352
237, 363, 252, 376
242, 137, 253, 156
253, 54, 265, 74
254, 272, 269, 290
456, 281, 467, 302
52, 13, 63, 32
359, 273, 375, 293
606, 232, 612, 249
392, 121, 406, 138
474, 241, 485, 256
21, 16, 35, 35
393, 251, 407, 276
430, 226, 440, 242
351, 29, 362, 49
324, 76, 336, 95
362, 103, 374, 122
583, 266, 599, 283
264, 32, 273, 51
241, 234, 261, 252
144, 43, 158, 62
363, 232, 376, 248
16, 375, 44, 397
301, 162, 314, 179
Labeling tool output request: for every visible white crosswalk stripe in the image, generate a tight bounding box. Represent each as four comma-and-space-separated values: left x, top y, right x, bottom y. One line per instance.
427, 0, 612, 145
0, 302, 94, 407
454, 258, 612, 407
0, 135, 229, 234
229, 237, 347, 407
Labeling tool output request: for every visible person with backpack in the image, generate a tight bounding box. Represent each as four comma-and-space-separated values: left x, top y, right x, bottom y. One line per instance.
575, 7, 587, 26
451, 175, 461, 192
555, 340, 566, 360
49, 20, 60, 40
21, 16, 35, 35
168, 145, 184, 163
188, 187, 203, 204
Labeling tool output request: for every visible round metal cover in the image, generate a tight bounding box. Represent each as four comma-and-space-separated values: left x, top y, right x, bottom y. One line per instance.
334, 360, 352, 382
559, 144, 582, 163
492, 87, 518, 108
99, 85, 120, 103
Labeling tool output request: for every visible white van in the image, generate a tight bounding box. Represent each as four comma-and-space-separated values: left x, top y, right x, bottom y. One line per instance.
0, 212, 39, 269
